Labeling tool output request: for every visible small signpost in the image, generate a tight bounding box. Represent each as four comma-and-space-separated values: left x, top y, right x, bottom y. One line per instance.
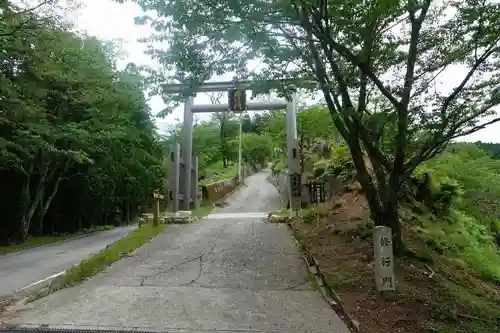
152, 190, 164, 226
373, 226, 396, 292
228, 88, 247, 112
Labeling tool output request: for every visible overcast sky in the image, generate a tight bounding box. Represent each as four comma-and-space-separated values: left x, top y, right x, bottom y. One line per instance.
72, 0, 498, 142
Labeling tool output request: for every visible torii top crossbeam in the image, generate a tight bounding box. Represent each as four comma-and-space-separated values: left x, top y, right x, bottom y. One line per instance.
161, 79, 317, 94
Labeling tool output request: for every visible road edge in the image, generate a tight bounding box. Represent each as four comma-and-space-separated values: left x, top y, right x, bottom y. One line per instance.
0, 224, 137, 258
25, 223, 164, 302
266, 213, 359, 332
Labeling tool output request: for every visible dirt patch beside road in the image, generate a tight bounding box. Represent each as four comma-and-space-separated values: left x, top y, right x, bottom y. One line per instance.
289, 185, 500, 333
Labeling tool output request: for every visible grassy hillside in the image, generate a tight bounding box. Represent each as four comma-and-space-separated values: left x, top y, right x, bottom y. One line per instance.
291, 143, 500, 333
417, 144, 500, 283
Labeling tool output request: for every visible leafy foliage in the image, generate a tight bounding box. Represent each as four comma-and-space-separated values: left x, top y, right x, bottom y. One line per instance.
475, 141, 500, 159
422, 143, 500, 233
408, 143, 500, 283
162, 111, 275, 182
0, 1, 164, 244
122, 0, 500, 251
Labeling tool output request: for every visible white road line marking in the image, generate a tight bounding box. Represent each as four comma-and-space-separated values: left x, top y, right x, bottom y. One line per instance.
16, 271, 66, 292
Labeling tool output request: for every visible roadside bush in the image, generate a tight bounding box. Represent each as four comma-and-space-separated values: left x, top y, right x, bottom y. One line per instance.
302, 205, 330, 225
271, 159, 286, 173
313, 146, 353, 180
411, 143, 500, 283
413, 170, 463, 216
423, 145, 500, 233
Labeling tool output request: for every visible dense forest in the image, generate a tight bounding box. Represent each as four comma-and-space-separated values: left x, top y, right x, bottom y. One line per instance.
162, 111, 273, 180
0, 2, 164, 244
475, 142, 500, 160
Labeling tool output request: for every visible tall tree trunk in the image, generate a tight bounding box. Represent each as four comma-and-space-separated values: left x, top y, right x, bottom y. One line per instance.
370, 195, 404, 255
17, 162, 35, 242
126, 202, 130, 224
39, 174, 64, 224
21, 162, 49, 240
18, 179, 31, 243
346, 137, 404, 255
37, 188, 45, 236
37, 159, 70, 232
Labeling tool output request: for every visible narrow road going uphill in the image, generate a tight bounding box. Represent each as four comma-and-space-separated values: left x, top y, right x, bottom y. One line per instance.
0, 225, 137, 298
6, 171, 350, 333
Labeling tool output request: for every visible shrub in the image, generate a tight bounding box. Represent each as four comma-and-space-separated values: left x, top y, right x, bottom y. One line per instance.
413, 169, 462, 216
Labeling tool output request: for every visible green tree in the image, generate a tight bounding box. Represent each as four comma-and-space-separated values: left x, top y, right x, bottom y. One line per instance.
123, 0, 500, 252
0, 4, 163, 244
204, 92, 240, 168
262, 107, 337, 171
296, 107, 337, 171
239, 132, 273, 167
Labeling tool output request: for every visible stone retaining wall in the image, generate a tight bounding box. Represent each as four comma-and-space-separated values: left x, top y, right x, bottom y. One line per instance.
201, 164, 262, 203
267, 171, 290, 208
202, 177, 239, 203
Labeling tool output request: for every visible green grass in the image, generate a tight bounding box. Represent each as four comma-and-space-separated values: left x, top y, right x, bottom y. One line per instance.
422, 150, 500, 233
305, 271, 319, 290
293, 228, 305, 244
0, 235, 75, 255
0, 225, 115, 255
201, 162, 238, 184
422, 279, 500, 333
270, 208, 290, 217
30, 223, 165, 301
416, 145, 500, 283
191, 203, 213, 218
324, 269, 360, 291
412, 210, 500, 283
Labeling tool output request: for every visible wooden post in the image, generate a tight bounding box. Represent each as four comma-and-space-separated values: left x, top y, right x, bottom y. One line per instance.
152, 191, 164, 226
373, 226, 396, 292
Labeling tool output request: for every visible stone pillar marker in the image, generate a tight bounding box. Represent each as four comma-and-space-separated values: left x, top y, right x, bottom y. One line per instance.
373, 226, 396, 292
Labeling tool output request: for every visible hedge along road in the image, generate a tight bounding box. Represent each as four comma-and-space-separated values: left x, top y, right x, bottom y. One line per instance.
0, 225, 137, 298
5, 171, 350, 333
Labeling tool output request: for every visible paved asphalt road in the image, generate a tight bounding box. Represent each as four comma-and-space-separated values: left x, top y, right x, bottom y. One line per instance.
0, 225, 137, 297
4, 171, 350, 333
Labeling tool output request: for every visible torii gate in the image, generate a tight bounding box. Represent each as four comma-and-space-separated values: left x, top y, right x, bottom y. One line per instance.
163, 80, 307, 213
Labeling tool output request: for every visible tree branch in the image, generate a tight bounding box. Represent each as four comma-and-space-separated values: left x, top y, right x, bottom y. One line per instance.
389, 0, 431, 195
439, 39, 499, 114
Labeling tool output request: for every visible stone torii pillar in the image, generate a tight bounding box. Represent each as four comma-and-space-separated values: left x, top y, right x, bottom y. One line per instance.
286, 93, 301, 212
181, 96, 194, 210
